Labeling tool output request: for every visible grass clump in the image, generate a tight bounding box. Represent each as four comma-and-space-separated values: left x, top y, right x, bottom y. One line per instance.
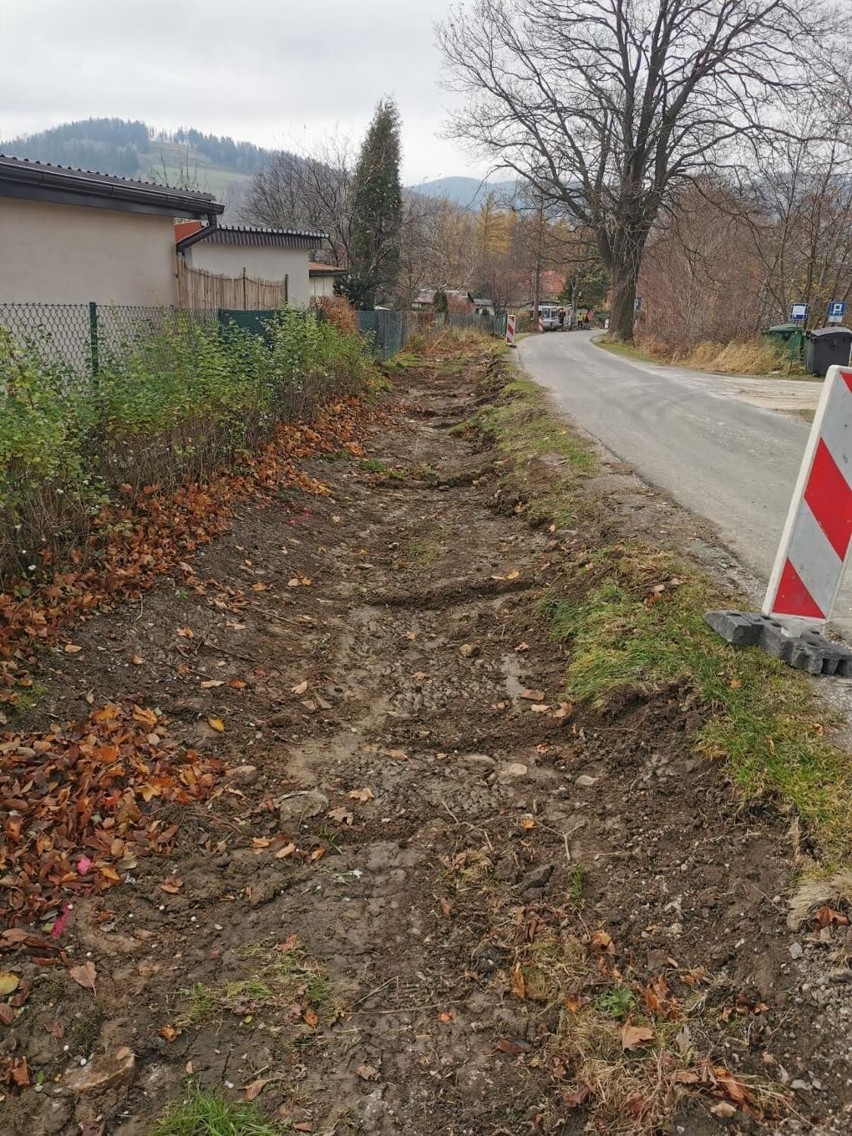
477, 370, 852, 862
149, 1087, 288, 1136
591, 336, 659, 365
546, 544, 852, 862
176, 945, 337, 1029
477, 375, 597, 526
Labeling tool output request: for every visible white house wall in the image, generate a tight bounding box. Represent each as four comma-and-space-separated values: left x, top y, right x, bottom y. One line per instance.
185, 243, 311, 307
0, 197, 178, 305
310, 274, 339, 298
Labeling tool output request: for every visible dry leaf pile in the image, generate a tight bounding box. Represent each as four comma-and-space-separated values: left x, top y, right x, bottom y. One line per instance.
0, 702, 225, 926
0, 399, 372, 705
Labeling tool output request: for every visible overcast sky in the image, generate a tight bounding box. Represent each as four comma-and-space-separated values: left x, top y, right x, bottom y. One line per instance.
0, 0, 484, 184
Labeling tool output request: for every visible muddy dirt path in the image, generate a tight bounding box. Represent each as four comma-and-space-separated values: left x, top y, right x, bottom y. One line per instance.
2, 348, 850, 1136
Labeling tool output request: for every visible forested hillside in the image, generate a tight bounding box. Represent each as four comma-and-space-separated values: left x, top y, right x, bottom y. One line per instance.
0, 118, 275, 211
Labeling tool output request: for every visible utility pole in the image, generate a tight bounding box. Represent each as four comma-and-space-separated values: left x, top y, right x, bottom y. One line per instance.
532, 195, 544, 326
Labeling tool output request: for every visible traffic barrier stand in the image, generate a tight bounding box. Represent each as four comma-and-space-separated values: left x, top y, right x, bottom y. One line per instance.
706, 364, 852, 675
505, 313, 516, 348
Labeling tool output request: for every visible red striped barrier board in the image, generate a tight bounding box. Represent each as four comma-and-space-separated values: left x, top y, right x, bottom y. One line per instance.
505, 313, 516, 346
764, 364, 852, 622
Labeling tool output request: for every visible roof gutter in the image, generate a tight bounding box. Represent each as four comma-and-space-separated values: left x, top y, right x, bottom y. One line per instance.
0, 160, 224, 219
175, 223, 219, 254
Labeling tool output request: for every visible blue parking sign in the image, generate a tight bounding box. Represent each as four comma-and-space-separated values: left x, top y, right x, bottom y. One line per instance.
828, 300, 846, 323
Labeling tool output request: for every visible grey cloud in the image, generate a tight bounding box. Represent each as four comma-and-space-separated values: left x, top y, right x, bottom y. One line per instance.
0, 0, 477, 181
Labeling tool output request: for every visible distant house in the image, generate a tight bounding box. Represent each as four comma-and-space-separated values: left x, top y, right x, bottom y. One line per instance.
536, 270, 566, 302
413, 289, 480, 315
309, 262, 347, 299
0, 155, 222, 305
175, 222, 327, 308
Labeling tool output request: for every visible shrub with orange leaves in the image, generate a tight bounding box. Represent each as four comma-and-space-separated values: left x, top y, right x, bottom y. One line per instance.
314, 294, 359, 335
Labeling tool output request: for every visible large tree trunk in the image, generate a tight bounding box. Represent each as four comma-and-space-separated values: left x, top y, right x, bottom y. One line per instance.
605, 223, 649, 343
608, 264, 638, 343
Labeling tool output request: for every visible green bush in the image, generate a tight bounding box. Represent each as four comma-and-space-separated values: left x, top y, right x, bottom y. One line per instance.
0, 310, 375, 582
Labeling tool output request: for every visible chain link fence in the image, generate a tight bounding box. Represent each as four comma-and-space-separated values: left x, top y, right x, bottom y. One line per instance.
0, 302, 220, 388
355, 309, 508, 360
0, 302, 510, 380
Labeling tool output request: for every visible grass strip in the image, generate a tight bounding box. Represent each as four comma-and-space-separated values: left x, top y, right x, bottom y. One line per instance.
482, 369, 852, 864
149, 1086, 288, 1136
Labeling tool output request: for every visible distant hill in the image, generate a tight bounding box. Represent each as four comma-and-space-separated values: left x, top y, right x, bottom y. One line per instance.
0, 117, 277, 218
1, 118, 516, 218
409, 176, 518, 209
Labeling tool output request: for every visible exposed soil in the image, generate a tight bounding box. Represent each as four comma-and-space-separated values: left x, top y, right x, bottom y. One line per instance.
1, 349, 850, 1136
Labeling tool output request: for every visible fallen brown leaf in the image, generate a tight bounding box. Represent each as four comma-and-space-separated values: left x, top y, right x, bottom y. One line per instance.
0, 974, 19, 996
495, 1037, 532, 1056
160, 1024, 181, 1042
64, 643, 83, 654
327, 806, 354, 825
520, 689, 546, 702
244, 1077, 270, 1101
348, 787, 374, 802
207, 717, 225, 733
511, 965, 526, 999
69, 961, 97, 991
200, 679, 225, 689
291, 680, 309, 695
357, 1064, 380, 1081
621, 1021, 656, 1050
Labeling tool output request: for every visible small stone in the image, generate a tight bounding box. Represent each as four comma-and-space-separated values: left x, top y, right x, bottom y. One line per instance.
459, 643, 480, 658
277, 790, 328, 825
64, 1047, 135, 1095
788, 942, 804, 960
519, 864, 554, 893
225, 765, 258, 786
828, 967, 852, 984
575, 774, 598, 788
790, 1079, 810, 1092
497, 763, 528, 783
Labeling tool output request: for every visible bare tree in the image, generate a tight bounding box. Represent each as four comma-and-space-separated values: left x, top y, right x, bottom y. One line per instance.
438, 0, 839, 342
241, 136, 355, 267
733, 97, 852, 328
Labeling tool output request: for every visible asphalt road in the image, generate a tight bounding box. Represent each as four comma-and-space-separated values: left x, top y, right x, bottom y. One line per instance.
517, 331, 852, 631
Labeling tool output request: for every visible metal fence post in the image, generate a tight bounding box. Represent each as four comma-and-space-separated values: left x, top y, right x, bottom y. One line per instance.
88, 301, 99, 379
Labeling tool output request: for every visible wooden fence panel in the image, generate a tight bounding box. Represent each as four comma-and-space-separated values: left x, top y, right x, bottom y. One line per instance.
176, 259, 288, 311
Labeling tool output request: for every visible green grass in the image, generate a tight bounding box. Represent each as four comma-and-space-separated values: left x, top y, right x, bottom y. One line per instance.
545, 544, 852, 862
476, 376, 597, 526
473, 364, 852, 865
594, 986, 637, 1020
149, 1087, 289, 1136
592, 336, 658, 364
176, 946, 335, 1028
569, 863, 588, 908
176, 982, 217, 1028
